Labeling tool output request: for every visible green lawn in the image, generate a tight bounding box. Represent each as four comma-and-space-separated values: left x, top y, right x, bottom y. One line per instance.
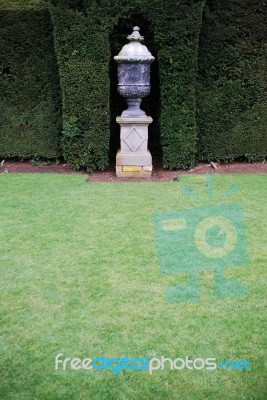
0, 173, 266, 399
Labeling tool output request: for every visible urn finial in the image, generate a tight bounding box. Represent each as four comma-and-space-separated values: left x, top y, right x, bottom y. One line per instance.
127, 26, 144, 42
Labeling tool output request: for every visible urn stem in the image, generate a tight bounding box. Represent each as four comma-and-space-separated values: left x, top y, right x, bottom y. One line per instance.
121, 98, 146, 118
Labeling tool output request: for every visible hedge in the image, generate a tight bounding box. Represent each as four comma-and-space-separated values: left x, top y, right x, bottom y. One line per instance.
147, 0, 206, 169
0, 0, 62, 159
1, 0, 266, 168
197, 0, 267, 162
49, 0, 110, 171
49, 0, 205, 170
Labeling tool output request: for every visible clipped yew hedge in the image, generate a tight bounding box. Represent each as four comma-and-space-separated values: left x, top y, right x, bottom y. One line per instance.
197, 0, 267, 162
49, 0, 110, 171
0, 1, 62, 159
49, 0, 205, 170
1, 0, 266, 169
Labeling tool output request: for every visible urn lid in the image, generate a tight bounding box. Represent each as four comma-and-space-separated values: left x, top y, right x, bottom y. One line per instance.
114, 26, 155, 64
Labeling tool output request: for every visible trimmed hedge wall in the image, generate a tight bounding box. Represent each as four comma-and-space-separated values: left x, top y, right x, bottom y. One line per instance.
197, 0, 267, 162
49, 0, 205, 170
1, 0, 266, 168
0, 1, 62, 159
146, 0, 205, 169
49, 0, 110, 171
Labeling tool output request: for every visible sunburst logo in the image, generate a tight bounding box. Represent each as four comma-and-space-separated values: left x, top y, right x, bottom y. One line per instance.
154, 174, 249, 302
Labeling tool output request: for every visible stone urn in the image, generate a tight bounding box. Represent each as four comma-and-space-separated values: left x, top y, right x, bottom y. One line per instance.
114, 26, 155, 178
114, 26, 155, 118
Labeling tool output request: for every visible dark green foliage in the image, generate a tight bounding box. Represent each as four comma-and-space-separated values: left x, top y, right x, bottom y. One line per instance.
0, 3, 62, 159
1, 0, 266, 169
146, 0, 205, 169
49, 0, 110, 171
197, 0, 267, 162
50, 0, 205, 170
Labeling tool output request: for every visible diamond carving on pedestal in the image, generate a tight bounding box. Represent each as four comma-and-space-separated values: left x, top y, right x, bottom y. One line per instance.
123, 128, 145, 152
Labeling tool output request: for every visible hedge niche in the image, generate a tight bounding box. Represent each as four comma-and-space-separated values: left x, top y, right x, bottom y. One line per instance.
197, 0, 267, 162
109, 14, 161, 164
0, 1, 62, 159
49, 0, 205, 170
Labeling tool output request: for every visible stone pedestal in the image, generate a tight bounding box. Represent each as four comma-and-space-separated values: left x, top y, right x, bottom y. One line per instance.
116, 116, 153, 178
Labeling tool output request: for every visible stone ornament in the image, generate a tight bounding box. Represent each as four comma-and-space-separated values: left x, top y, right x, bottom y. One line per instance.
114, 26, 155, 118
114, 26, 154, 178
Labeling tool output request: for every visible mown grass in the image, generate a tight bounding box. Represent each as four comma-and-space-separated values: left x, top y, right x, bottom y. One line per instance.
0, 173, 266, 399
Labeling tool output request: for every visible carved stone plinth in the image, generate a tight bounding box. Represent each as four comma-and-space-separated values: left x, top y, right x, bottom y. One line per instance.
116, 116, 153, 178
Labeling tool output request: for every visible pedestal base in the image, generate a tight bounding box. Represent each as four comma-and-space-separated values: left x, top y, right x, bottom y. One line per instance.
116, 164, 152, 178
116, 116, 153, 178
116, 150, 152, 166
